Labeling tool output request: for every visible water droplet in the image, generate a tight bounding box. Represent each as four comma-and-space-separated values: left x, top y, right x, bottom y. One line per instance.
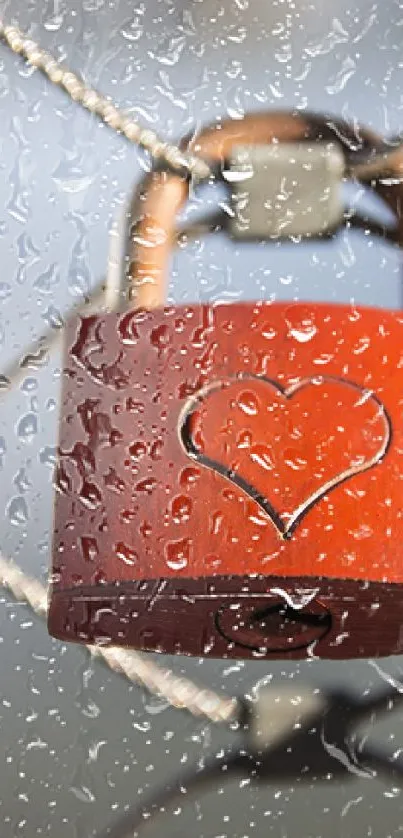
150, 439, 163, 460
79, 480, 102, 510
136, 478, 157, 495
120, 509, 137, 524
104, 467, 125, 494
30, 395, 39, 413
93, 570, 107, 586
121, 10, 144, 41
39, 446, 57, 468
171, 495, 192, 523
7, 495, 29, 525
261, 324, 277, 340
20, 346, 49, 370
174, 317, 186, 333
250, 444, 275, 471
54, 463, 72, 494
149, 34, 185, 67
126, 398, 144, 414
0, 282, 12, 300
84, 0, 105, 10
42, 305, 64, 330
236, 390, 259, 416
13, 467, 31, 493
165, 538, 191, 570
129, 441, 147, 459
88, 740, 107, 763
326, 56, 356, 95
33, 264, 60, 294
237, 430, 252, 449
139, 520, 152, 538
290, 325, 317, 343
285, 307, 317, 343
350, 524, 373, 540
269, 587, 320, 611
283, 449, 308, 471
177, 380, 199, 399
353, 336, 370, 355
180, 466, 200, 488
70, 785, 95, 804
150, 324, 171, 350
118, 311, 140, 345
80, 537, 99, 562
210, 511, 224, 535
44, 14, 63, 31
17, 412, 38, 442
115, 542, 137, 566
21, 377, 38, 394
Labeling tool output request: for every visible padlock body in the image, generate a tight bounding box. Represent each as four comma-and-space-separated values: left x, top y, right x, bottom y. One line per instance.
49, 302, 403, 658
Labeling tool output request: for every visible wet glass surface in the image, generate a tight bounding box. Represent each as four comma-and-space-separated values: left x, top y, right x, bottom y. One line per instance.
1, 1, 403, 836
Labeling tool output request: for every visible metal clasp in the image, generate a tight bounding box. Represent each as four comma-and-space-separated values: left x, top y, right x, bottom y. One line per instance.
226, 142, 345, 240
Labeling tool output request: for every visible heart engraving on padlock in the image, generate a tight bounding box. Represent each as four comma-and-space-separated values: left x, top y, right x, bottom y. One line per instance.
180, 375, 391, 538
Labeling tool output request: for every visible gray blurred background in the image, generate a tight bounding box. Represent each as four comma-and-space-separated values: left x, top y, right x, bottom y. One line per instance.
1, 1, 403, 836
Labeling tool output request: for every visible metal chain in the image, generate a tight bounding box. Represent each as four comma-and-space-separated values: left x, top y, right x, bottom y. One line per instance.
0, 19, 212, 183
0, 552, 239, 725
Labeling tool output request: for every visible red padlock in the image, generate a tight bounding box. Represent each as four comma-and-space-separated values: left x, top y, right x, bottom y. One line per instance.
48, 110, 403, 660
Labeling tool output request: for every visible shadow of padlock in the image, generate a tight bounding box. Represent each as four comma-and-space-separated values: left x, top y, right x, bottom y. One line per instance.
48, 110, 403, 660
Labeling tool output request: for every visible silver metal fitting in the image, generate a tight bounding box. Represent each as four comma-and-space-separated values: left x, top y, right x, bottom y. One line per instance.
227, 142, 345, 240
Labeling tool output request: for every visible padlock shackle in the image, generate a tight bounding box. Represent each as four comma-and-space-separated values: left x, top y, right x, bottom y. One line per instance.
129, 110, 403, 309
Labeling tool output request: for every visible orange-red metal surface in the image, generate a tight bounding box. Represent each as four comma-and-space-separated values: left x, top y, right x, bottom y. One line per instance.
48, 301, 403, 659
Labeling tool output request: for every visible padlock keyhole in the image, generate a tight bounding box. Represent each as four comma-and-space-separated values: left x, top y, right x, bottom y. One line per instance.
251, 602, 330, 634
215, 597, 332, 653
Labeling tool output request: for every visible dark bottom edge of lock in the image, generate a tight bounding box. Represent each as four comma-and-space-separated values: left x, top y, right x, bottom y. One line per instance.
47, 574, 403, 660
